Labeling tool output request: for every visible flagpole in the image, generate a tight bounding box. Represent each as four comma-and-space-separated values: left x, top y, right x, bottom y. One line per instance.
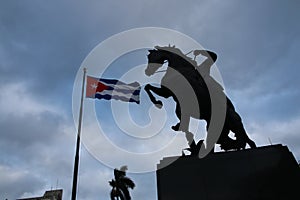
71, 67, 87, 200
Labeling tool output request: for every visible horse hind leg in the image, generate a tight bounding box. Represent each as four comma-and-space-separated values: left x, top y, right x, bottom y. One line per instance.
246, 136, 256, 149
171, 100, 181, 131
217, 127, 236, 151
233, 124, 256, 150
227, 110, 256, 149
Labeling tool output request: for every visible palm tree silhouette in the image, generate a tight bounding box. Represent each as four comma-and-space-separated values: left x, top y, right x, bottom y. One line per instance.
109, 165, 135, 200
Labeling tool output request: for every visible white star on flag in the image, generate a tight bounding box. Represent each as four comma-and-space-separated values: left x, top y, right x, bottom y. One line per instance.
91, 83, 97, 89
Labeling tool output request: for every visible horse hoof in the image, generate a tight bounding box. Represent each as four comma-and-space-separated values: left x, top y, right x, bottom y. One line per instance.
155, 101, 163, 109
220, 144, 231, 151
171, 123, 180, 131
248, 140, 257, 149
236, 141, 246, 150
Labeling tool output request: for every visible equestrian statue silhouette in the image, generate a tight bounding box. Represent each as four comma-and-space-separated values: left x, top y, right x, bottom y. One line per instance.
144, 45, 256, 154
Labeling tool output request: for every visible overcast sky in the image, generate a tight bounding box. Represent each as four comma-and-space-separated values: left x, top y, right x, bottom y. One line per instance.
1, 0, 300, 199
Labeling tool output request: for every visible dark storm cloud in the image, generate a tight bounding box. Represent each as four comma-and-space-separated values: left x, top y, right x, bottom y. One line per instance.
165, 0, 300, 96
175, 0, 300, 123
194, 1, 298, 85
0, 1, 104, 105
0, 111, 62, 147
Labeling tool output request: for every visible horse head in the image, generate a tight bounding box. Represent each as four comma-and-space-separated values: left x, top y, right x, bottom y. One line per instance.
145, 47, 166, 76
145, 45, 198, 77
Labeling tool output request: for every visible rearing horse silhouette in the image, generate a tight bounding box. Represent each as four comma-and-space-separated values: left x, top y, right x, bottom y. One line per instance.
144, 46, 256, 152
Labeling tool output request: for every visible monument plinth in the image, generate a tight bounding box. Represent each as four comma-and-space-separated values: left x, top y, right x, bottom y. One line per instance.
156, 144, 300, 200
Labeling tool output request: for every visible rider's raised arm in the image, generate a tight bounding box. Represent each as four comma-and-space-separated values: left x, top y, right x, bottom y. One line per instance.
205, 50, 217, 62
194, 50, 217, 62
195, 50, 217, 77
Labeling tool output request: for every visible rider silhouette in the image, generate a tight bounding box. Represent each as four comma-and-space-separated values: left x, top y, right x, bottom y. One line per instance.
194, 50, 224, 92
172, 49, 225, 131
194, 50, 256, 151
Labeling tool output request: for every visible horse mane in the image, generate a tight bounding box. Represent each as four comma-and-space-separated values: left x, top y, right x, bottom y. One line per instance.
154, 45, 197, 66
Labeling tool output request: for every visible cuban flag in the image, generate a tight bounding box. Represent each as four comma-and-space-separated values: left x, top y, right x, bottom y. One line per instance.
86, 76, 141, 104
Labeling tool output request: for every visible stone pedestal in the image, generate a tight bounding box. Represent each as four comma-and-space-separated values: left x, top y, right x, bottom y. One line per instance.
156, 144, 300, 200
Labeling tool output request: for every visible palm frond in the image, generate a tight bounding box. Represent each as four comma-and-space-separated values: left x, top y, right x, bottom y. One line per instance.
121, 177, 135, 189
119, 165, 128, 172
109, 179, 116, 187
114, 168, 126, 178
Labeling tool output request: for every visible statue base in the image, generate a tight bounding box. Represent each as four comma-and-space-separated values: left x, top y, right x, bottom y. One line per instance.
156, 144, 300, 200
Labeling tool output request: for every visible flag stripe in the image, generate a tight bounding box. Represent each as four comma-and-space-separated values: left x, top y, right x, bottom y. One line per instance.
100, 87, 140, 95
95, 94, 139, 103
100, 82, 140, 90
99, 79, 140, 87
86, 76, 141, 104
95, 89, 140, 102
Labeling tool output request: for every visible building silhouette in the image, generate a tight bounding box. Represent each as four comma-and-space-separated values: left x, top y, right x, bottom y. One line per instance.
17, 189, 62, 200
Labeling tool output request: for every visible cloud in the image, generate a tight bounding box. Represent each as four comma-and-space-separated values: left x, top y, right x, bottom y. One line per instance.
0, 0, 300, 200
249, 117, 300, 161
0, 82, 65, 148
0, 81, 75, 199
0, 165, 45, 199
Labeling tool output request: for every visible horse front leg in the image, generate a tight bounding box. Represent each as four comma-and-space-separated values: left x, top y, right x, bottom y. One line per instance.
144, 84, 169, 109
